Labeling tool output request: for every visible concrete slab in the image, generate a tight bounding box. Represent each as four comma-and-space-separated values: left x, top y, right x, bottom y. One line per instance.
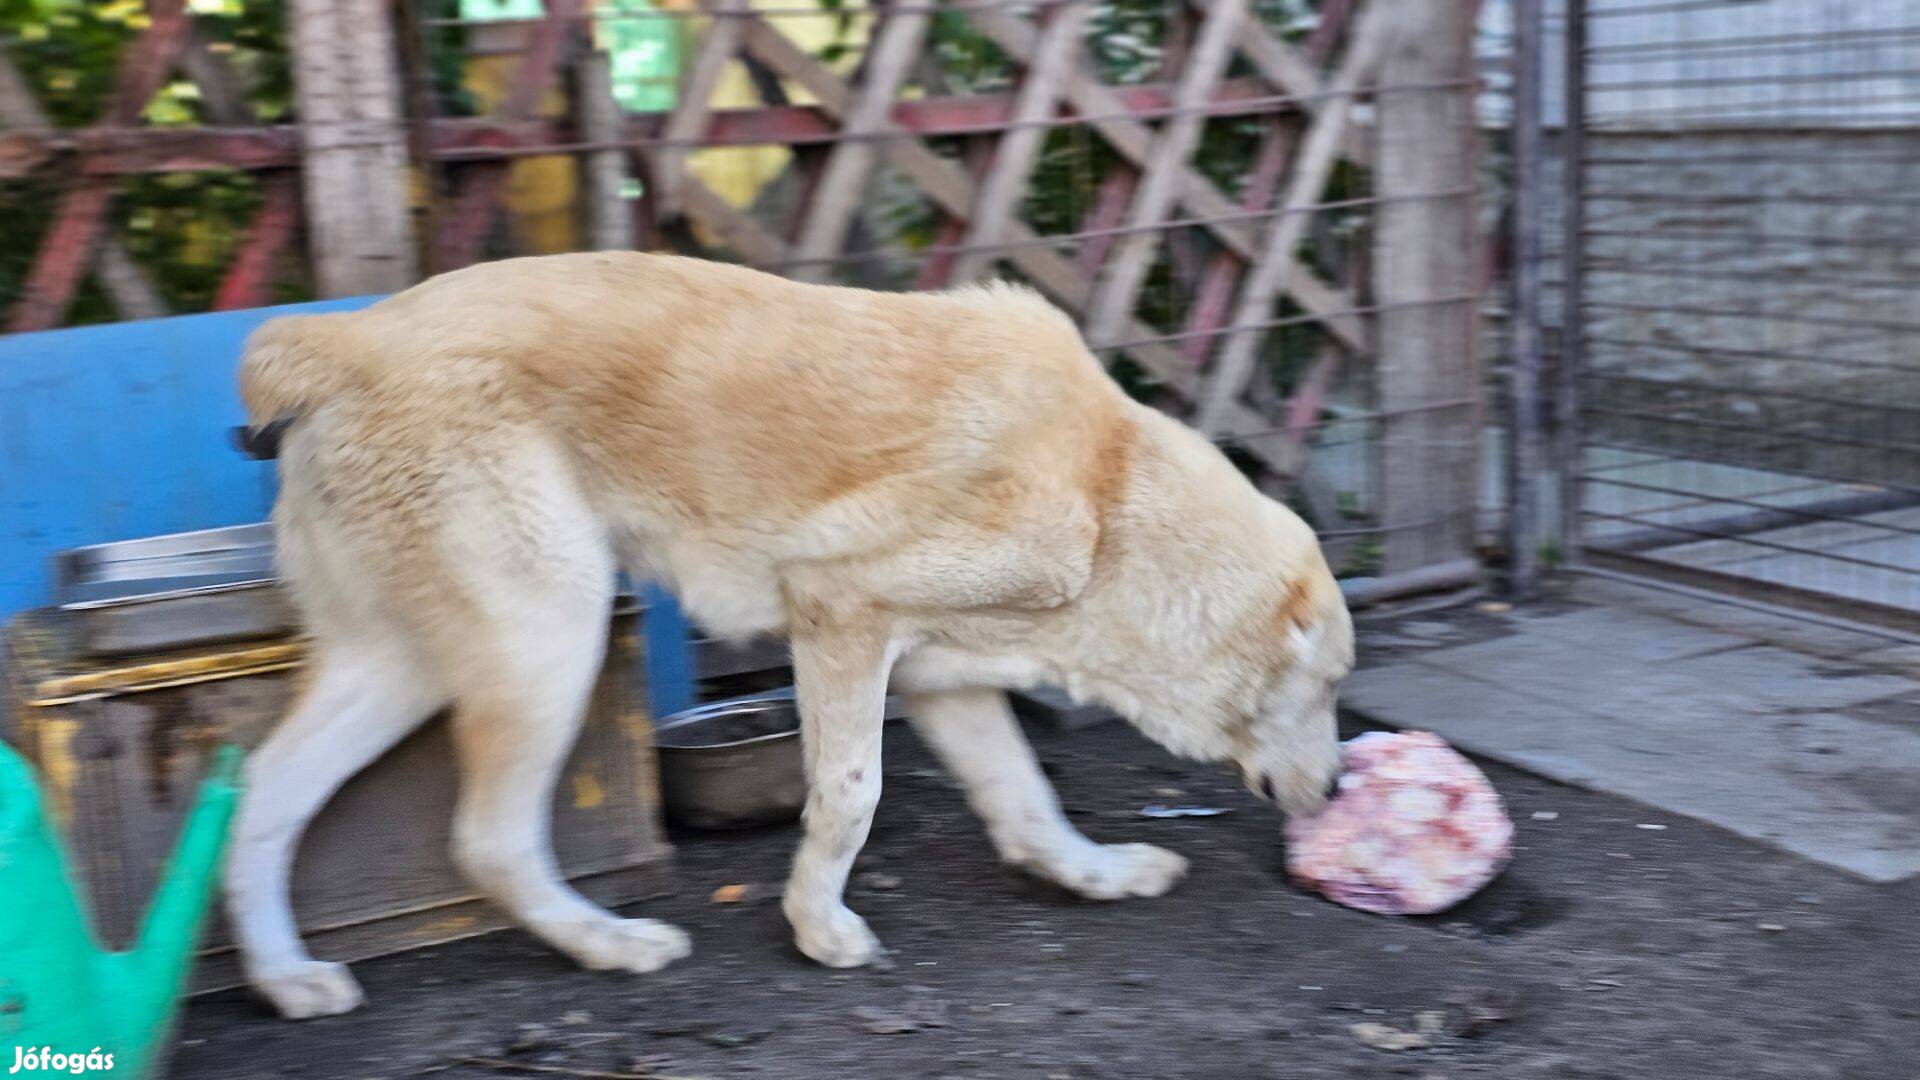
1574, 576, 1899, 661
1346, 601, 1920, 882
1491, 604, 1754, 663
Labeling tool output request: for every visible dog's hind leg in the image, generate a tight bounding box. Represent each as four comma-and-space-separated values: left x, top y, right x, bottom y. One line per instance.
226, 638, 445, 1019
435, 514, 691, 976
906, 687, 1187, 899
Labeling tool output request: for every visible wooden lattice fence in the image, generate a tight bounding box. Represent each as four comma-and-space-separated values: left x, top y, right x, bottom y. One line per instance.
0, 0, 1485, 596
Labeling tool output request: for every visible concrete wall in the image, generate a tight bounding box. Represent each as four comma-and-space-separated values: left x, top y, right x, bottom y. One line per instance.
1573, 128, 1920, 486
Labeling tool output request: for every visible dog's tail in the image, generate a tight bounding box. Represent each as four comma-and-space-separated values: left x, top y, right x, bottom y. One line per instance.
236, 313, 361, 456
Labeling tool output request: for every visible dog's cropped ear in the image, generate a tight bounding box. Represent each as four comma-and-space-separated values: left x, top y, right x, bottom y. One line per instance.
232, 417, 294, 460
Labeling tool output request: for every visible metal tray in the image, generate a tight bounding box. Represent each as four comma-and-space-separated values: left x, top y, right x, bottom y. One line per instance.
53, 524, 291, 658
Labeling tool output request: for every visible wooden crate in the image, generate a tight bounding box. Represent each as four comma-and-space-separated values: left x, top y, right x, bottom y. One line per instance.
1, 601, 673, 994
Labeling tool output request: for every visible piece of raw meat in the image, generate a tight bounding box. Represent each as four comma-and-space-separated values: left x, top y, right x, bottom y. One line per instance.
1284, 731, 1513, 915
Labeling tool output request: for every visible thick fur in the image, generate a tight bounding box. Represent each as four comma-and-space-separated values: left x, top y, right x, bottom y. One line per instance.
226, 252, 1353, 1018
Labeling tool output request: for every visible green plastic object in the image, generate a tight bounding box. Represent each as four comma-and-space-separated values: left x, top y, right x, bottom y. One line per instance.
0, 742, 241, 1079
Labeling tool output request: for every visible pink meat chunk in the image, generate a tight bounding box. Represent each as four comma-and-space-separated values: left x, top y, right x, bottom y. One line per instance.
1284, 731, 1513, 915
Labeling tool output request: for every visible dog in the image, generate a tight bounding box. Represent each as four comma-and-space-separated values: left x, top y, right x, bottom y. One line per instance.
226, 252, 1353, 1019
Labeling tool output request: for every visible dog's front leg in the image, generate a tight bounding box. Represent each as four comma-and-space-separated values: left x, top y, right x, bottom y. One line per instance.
908, 687, 1187, 899
783, 615, 896, 968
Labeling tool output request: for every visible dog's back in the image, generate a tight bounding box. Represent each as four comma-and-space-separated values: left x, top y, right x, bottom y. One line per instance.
241, 251, 1130, 637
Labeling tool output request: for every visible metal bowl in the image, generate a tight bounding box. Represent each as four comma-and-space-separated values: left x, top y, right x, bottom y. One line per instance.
654, 690, 805, 830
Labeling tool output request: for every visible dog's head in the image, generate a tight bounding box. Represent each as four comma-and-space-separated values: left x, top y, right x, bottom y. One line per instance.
1226, 574, 1352, 819
1045, 407, 1353, 819
1074, 494, 1353, 821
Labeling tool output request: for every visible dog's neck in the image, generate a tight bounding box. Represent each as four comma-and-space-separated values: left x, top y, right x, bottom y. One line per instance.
1032, 409, 1296, 759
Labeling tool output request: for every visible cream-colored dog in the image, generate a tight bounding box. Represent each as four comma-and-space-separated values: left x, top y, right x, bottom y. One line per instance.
226, 252, 1352, 1019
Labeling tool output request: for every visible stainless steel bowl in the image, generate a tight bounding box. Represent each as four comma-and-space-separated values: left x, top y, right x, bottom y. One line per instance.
654, 690, 805, 830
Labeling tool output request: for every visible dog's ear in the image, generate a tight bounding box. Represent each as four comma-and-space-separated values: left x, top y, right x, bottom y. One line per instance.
232, 417, 294, 460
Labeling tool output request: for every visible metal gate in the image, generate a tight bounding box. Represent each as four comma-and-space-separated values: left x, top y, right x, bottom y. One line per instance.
1534, 0, 1920, 631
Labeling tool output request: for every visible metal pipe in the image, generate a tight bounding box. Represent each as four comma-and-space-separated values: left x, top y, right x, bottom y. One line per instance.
425, 0, 1081, 25
1582, 479, 1920, 550
1506, 0, 1547, 595
1581, 371, 1920, 418
757, 189, 1474, 272
1587, 68, 1920, 94
1556, 0, 1588, 566
1092, 294, 1480, 354
1585, 261, 1920, 292
1581, 299, 1920, 337
1583, 335, 1919, 378
421, 78, 1479, 158
1570, 562, 1920, 646
1587, 0, 1790, 19
1339, 558, 1485, 608
1579, 511, 1920, 578
1583, 405, 1920, 457
1579, 438, 1920, 503
1585, 24, 1920, 58
1583, 228, 1920, 251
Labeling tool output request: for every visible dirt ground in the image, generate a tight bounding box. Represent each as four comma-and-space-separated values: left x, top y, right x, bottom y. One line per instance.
179, 695, 1920, 1079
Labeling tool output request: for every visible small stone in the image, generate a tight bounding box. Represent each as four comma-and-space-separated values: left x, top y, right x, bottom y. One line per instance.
1350, 1022, 1431, 1052
1477, 601, 1513, 614
853, 1006, 919, 1034
703, 1029, 767, 1049
561, 1010, 592, 1026
646, 1020, 701, 1038
1796, 896, 1822, 905
1635, 823, 1667, 831
1447, 990, 1512, 1037
1381, 943, 1408, 954
859, 872, 904, 891
1758, 923, 1786, 932
1153, 787, 1185, 798
1531, 811, 1559, 821
905, 999, 952, 1028
711, 883, 749, 904
508, 1024, 552, 1055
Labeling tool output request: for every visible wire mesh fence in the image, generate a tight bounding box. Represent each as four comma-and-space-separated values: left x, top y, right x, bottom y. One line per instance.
1548, 0, 1920, 629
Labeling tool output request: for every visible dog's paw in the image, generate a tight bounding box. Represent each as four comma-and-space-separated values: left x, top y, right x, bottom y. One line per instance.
250, 960, 365, 1020
561, 917, 693, 973
1049, 842, 1189, 900
789, 903, 883, 968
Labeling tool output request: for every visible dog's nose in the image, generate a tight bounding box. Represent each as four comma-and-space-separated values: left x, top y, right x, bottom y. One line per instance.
1324, 773, 1344, 804
1258, 774, 1279, 803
